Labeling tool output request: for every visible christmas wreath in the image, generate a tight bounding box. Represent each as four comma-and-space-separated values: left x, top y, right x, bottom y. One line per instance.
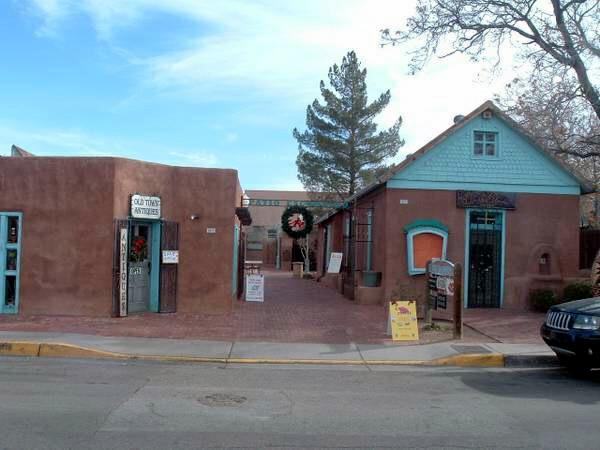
281, 205, 314, 239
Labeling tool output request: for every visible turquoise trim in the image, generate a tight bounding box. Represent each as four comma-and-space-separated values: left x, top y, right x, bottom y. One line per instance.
232, 224, 239, 295
0, 212, 23, 314
387, 179, 580, 195
150, 221, 161, 312
404, 219, 449, 234
406, 226, 448, 276
463, 209, 506, 308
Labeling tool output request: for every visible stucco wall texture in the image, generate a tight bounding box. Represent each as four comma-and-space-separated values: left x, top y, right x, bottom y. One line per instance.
317, 188, 580, 311
0, 157, 241, 316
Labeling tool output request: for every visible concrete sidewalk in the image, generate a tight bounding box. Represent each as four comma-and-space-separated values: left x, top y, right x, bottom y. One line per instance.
0, 331, 556, 368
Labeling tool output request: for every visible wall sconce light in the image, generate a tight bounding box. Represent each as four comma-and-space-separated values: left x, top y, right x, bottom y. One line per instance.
190, 214, 200, 220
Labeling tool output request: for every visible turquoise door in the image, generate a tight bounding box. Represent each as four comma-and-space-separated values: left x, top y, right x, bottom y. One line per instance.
0, 213, 22, 314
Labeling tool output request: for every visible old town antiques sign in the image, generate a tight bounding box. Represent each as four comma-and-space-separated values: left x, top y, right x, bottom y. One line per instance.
456, 190, 516, 210
131, 194, 161, 220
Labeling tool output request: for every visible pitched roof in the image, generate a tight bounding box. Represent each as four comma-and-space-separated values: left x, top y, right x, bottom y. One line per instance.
381, 100, 593, 192
11, 145, 35, 157
316, 100, 594, 224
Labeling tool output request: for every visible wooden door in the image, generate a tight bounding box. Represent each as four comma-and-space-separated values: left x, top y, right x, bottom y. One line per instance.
160, 221, 179, 312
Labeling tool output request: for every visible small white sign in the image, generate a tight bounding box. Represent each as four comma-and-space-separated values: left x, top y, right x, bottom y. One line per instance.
207, 227, 217, 234
162, 250, 179, 264
399, 199, 409, 204
245, 274, 264, 302
327, 252, 343, 273
131, 194, 161, 220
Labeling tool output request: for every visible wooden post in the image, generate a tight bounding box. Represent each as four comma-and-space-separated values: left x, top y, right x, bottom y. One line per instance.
454, 263, 463, 339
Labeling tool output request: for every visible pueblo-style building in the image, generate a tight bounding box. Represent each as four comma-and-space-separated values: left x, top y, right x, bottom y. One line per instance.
0, 147, 249, 316
315, 101, 593, 314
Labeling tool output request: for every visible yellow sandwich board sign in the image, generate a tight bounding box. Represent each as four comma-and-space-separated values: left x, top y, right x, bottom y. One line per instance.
389, 300, 419, 341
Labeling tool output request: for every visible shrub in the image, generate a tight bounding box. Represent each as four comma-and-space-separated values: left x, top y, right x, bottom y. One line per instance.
562, 282, 593, 302
529, 289, 558, 312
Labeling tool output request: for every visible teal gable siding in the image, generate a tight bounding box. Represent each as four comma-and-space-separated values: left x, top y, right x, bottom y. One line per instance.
387, 115, 581, 194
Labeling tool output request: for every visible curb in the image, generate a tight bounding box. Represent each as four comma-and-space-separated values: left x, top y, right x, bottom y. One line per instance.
0, 340, 505, 367
0, 340, 552, 368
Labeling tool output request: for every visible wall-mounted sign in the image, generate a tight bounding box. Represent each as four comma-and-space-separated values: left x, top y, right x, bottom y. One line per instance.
248, 198, 343, 208
162, 250, 179, 264
267, 229, 278, 239
327, 252, 343, 273
389, 300, 419, 341
119, 227, 128, 317
245, 274, 264, 302
206, 227, 216, 234
131, 194, 161, 219
456, 190, 516, 210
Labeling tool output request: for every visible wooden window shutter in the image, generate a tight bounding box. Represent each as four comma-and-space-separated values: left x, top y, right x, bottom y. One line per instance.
160, 221, 179, 312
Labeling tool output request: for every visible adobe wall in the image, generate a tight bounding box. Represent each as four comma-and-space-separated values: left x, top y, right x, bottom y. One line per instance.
0, 157, 241, 316
113, 159, 240, 314
383, 189, 581, 313
0, 157, 116, 316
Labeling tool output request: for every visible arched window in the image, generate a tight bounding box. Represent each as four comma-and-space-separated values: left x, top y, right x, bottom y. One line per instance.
539, 253, 551, 275
404, 219, 448, 275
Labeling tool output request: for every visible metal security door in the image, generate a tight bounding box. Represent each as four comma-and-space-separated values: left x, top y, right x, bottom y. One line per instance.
468, 211, 503, 308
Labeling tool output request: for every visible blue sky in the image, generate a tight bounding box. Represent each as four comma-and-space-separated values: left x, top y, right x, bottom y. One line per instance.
0, 0, 512, 190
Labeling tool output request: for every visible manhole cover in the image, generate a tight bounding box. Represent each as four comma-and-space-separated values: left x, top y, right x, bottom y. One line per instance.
451, 344, 491, 354
198, 393, 247, 407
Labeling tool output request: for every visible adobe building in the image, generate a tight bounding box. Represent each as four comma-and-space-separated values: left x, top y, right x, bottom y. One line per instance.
245, 190, 330, 271
0, 147, 249, 316
316, 101, 593, 315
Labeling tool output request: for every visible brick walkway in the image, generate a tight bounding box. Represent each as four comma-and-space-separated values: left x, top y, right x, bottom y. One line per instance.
464, 308, 546, 344
0, 271, 537, 344
0, 271, 389, 344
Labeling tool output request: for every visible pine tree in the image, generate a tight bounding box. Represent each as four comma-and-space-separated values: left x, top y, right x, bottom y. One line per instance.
293, 51, 404, 199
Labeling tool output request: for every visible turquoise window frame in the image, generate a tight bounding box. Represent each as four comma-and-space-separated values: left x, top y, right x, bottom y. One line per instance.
473, 130, 500, 158
404, 219, 448, 276
0, 212, 23, 314
463, 209, 506, 308
232, 224, 240, 296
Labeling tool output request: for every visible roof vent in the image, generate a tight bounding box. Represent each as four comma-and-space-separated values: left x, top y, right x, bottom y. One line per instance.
482, 110, 493, 120
453, 115, 465, 124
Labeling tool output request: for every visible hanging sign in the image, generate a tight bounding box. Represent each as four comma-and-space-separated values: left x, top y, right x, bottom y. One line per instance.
245, 274, 264, 302
327, 252, 343, 273
162, 250, 179, 264
131, 194, 161, 219
119, 227, 128, 317
389, 300, 419, 341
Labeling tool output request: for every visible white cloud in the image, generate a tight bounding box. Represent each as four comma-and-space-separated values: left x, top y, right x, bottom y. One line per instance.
22, 0, 517, 164
166, 150, 218, 167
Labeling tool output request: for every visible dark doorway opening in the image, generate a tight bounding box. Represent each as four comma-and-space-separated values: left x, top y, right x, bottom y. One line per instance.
468, 211, 503, 308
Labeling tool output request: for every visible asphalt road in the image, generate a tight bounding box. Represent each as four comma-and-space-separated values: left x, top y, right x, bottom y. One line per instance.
0, 357, 599, 449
